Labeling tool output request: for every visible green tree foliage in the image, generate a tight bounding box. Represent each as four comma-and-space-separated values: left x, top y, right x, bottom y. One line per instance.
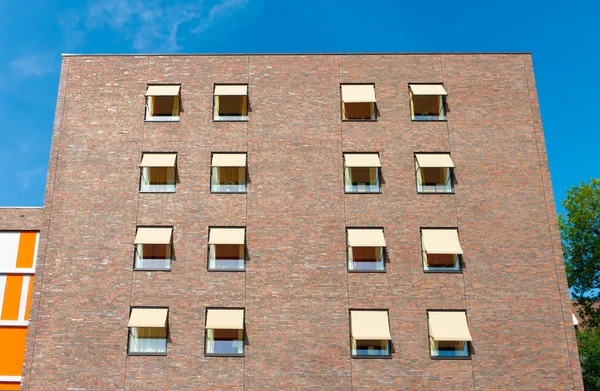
559, 178, 600, 389
577, 328, 600, 390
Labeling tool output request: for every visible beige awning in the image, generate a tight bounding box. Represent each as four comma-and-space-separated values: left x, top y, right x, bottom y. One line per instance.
128, 308, 168, 328
421, 229, 463, 255
344, 154, 381, 168
347, 229, 386, 247
341, 84, 376, 103
140, 153, 177, 168
134, 227, 173, 245
211, 153, 247, 167
428, 311, 472, 341
350, 310, 391, 340
209, 228, 245, 245
415, 154, 455, 168
409, 84, 448, 96
206, 309, 245, 329
214, 85, 248, 96
146, 85, 181, 96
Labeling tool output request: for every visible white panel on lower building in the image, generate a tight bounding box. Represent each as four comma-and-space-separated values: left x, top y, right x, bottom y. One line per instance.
0, 232, 20, 270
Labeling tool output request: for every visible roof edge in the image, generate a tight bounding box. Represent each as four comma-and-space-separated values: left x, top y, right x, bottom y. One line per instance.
62, 52, 532, 57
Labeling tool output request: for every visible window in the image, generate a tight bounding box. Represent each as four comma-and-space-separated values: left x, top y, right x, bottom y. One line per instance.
208, 228, 246, 271
421, 229, 463, 272
211, 153, 247, 193
341, 84, 376, 120
415, 153, 455, 193
427, 311, 472, 358
350, 310, 391, 357
213, 85, 248, 121
409, 84, 447, 121
133, 227, 173, 270
127, 307, 168, 355
344, 154, 381, 193
205, 309, 245, 356
145, 85, 181, 121
347, 228, 386, 272
139, 153, 177, 192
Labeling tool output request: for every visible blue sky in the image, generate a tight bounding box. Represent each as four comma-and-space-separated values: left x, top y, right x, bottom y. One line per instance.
0, 0, 598, 214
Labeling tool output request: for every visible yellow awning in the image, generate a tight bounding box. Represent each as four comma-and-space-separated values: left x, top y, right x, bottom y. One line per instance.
140, 153, 177, 168
428, 311, 472, 341
415, 154, 455, 168
214, 85, 248, 96
134, 227, 173, 245
211, 153, 247, 167
409, 84, 447, 96
146, 85, 181, 96
350, 310, 391, 340
341, 84, 376, 103
344, 154, 381, 168
347, 229, 386, 247
206, 309, 245, 329
421, 229, 463, 255
208, 228, 245, 245
128, 308, 168, 328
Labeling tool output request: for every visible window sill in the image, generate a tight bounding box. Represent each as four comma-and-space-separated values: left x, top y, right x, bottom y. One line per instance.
208, 268, 246, 272
417, 191, 455, 195
342, 119, 377, 122
145, 117, 180, 122
139, 191, 176, 194
345, 191, 382, 195
210, 191, 248, 194
133, 268, 172, 272
430, 355, 471, 360
212, 118, 248, 122
128, 352, 167, 356
411, 119, 447, 122
205, 353, 245, 357
348, 269, 386, 273
424, 269, 462, 274
351, 354, 392, 359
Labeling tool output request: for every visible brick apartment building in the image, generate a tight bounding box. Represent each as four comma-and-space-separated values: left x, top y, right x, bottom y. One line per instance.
0, 53, 584, 390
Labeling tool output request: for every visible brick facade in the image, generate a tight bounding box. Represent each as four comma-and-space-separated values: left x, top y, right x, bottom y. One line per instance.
1, 53, 583, 390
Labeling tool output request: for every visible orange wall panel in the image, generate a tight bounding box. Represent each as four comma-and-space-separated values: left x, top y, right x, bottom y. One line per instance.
1, 275, 23, 320
16, 232, 36, 268
0, 382, 21, 390
0, 327, 27, 376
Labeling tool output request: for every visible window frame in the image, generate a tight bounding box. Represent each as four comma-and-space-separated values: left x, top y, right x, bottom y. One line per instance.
127, 306, 169, 356
212, 84, 249, 122
209, 152, 248, 194
343, 153, 382, 194
414, 152, 455, 195
132, 226, 174, 272
420, 227, 463, 273
340, 83, 378, 122
204, 307, 246, 357
426, 309, 472, 360
349, 308, 392, 359
408, 83, 447, 122
144, 84, 181, 122
346, 227, 387, 273
207, 226, 247, 272
138, 152, 178, 194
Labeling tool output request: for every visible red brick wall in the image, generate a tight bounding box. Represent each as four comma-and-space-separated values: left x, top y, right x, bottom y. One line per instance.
19, 54, 582, 390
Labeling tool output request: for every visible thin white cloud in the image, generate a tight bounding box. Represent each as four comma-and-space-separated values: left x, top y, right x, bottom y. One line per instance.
61, 0, 251, 52
58, 11, 86, 51
15, 166, 46, 191
9, 54, 56, 78
192, 0, 249, 34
